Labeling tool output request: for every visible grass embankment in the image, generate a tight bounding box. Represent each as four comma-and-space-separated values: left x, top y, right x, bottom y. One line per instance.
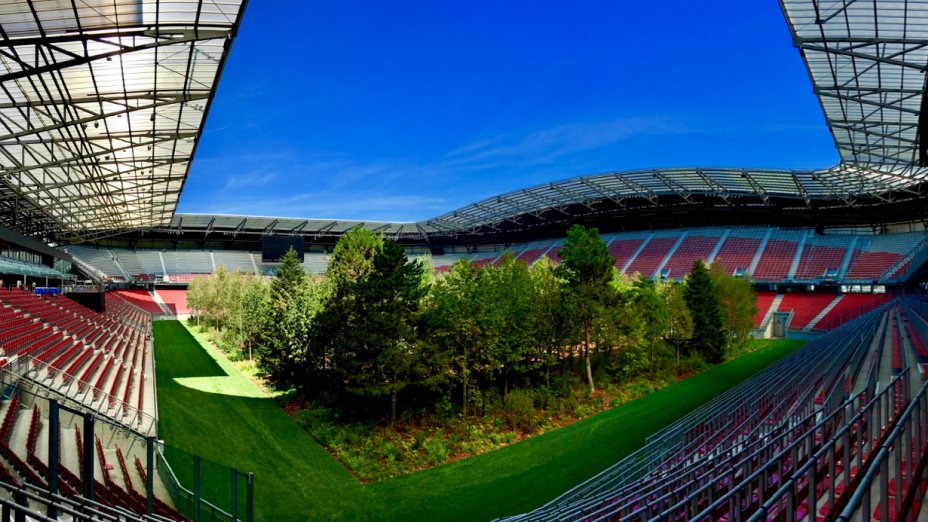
154, 320, 802, 521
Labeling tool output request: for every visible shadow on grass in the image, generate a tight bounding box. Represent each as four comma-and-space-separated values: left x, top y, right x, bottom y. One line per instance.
154, 321, 369, 521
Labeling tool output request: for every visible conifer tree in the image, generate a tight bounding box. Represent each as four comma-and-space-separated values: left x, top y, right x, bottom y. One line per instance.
683, 259, 725, 363
342, 239, 425, 423
256, 247, 307, 387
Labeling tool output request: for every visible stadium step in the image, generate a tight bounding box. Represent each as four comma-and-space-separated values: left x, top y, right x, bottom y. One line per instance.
705, 228, 730, 264
655, 232, 688, 279
787, 230, 809, 280
147, 291, 172, 316
620, 232, 653, 274
248, 252, 258, 275
806, 295, 845, 331
760, 294, 784, 329
837, 236, 859, 279
157, 252, 168, 278
107, 249, 131, 280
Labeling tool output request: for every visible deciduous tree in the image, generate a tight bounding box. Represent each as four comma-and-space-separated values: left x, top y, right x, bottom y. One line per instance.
557, 224, 616, 392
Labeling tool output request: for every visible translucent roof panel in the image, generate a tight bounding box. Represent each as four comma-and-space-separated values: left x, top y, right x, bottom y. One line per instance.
782, 0, 928, 166
0, 0, 245, 241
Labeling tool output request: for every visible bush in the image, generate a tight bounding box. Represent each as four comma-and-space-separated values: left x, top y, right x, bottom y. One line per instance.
677, 353, 710, 375
532, 386, 554, 409
608, 391, 628, 408
489, 431, 517, 445
422, 437, 449, 465
504, 389, 536, 430
550, 374, 579, 398
624, 379, 657, 399
434, 395, 456, 419
574, 404, 593, 418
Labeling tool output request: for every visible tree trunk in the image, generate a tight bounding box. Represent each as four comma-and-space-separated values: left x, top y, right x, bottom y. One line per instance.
391, 389, 397, 426
462, 346, 468, 420
545, 345, 551, 390
503, 368, 509, 401
584, 321, 595, 393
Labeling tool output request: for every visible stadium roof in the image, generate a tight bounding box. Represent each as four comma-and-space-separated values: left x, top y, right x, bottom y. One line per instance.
159, 213, 434, 241
155, 163, 928, 244
421, 164, 927, 235
781, 0, 928, 166
0, 0, 246, 242
11, 0, 928, 245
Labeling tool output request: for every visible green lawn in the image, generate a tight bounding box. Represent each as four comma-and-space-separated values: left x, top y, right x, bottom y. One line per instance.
154, 321, 803, 521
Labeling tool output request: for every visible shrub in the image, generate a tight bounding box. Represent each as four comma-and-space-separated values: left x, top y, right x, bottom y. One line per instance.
550, 374, 578, 398
504, 389, 536, 430
678, 353, 710, 375
574, 404, 593, 418
532, 386, 554, 409
434, 395, 455, 419
490, 431, 517, 445
423, 437, 449, 465
608, 391, 628, 408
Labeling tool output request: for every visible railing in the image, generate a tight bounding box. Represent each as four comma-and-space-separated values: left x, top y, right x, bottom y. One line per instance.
498, 302, 892, 521
67, 254, 108, 284
3, 355, 157, 436
0, 378, 252, 522
814, 296, 894, 331
691, 373, 910, 521
158, 444, 254, 522
834, 377, 928, 522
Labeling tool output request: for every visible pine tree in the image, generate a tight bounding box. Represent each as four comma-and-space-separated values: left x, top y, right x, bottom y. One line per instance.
256, 247, 307, 387
341, 239, 425, 424
271, 247, 305, 303
683, 259, 725, 363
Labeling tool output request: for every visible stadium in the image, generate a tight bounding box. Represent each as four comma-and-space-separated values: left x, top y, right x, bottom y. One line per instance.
0, 0, 925, 521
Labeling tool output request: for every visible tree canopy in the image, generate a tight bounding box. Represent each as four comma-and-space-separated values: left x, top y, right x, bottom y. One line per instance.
188, 225, 758, 423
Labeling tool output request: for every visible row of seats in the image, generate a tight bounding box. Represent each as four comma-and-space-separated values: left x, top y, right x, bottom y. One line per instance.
443, 228, 926, 283
167, 273, 209, 284
752, 292, 891, 331
502, 300, 928, 521
65, 227, 928, 284
814, 293, 894, 331
111, 290, 163, 315
0, 286, 177, 519
0, 288, 152, 427
0, 397, 183, 520
777, 293, 839, 330
155, 289, 189, 315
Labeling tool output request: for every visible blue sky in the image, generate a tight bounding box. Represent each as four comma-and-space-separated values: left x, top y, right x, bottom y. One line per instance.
178, 1, 839, 222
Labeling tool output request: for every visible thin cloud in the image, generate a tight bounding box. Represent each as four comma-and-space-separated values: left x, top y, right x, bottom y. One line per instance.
447, 116, 690, 169
187, 116, 693, 220
224, 170, 278, 189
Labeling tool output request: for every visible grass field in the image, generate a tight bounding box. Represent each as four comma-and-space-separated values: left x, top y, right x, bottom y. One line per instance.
154, 321, 803, 521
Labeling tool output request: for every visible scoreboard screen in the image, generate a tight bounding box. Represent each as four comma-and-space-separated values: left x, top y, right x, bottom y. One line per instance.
261, 236, 305, 262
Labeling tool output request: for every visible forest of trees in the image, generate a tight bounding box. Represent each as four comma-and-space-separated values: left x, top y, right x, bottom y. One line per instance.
187, 225, 757, 425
